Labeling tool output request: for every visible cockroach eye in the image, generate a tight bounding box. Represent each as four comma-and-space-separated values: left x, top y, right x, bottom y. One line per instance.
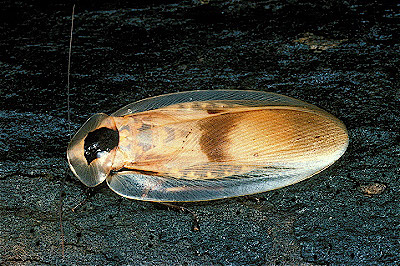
84, 127, 119, 165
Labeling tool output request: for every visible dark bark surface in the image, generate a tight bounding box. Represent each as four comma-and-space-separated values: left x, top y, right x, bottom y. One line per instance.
0, 0, 399, 265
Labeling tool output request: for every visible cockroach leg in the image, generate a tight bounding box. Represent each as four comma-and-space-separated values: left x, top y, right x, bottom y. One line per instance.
155, 202, 200, 231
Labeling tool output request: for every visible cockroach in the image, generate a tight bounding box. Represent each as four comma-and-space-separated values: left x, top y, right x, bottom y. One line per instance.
67, 89, 348, 202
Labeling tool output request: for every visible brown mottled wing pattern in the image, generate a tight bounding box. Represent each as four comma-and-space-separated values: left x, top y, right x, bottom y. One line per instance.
106, 90, 348, 202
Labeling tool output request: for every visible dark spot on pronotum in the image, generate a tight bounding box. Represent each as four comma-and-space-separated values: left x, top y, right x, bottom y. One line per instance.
84, 127, 119, 165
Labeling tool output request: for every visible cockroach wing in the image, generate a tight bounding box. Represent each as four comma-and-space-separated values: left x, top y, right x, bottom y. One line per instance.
106, 92, 348, 202
111, 90, 322, 116
107, 156, 338, 202
106, 159, 336, 202
107, 170, 310, 202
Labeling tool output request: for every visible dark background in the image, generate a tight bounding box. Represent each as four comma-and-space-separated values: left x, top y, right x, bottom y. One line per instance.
0, 0, 399, 265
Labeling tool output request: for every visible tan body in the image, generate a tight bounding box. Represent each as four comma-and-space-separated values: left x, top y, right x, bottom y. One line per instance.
67, 90, 348, 202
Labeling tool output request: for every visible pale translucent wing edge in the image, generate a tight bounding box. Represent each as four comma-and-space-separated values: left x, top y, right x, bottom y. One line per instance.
111, 90, 321, 117
106, 165, 329, 202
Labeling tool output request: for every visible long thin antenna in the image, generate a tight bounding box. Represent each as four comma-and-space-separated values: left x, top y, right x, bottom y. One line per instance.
60, 4, 75, 260
67, 4, 75, 139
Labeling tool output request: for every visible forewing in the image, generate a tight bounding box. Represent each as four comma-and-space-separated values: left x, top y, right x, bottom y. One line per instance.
111, 90, 323, 117
106, 165, 325, 202
107, 105, 348, 202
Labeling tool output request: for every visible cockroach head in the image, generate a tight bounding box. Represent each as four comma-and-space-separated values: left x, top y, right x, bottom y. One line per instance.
67, 113, 119, 187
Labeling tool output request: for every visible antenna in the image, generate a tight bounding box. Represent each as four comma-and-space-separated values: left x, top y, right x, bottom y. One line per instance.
60, 4, 75, 259
67, 4, 75, 139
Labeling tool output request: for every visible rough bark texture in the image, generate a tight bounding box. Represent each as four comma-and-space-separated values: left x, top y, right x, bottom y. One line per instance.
0, 0, 399, 265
